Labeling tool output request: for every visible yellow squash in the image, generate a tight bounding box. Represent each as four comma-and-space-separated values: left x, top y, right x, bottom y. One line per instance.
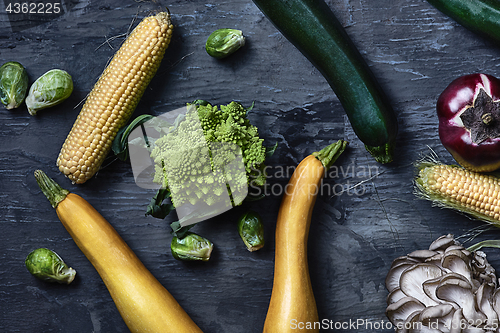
34, 170, 202, 333
263, 140, 347, 333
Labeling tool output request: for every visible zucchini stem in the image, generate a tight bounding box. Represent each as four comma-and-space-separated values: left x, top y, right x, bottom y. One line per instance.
365, 141, 395, 164
312, 140, 348, 170
34, 170, 69, 209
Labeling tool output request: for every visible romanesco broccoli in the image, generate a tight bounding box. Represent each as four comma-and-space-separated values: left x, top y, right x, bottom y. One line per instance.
150, 101, 268, 210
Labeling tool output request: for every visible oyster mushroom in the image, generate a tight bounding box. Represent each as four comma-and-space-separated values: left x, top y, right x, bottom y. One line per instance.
449, 308, 464, 333
386, 259, 421, 293
399, 263, 443, 307
422, 277, 444, 304
441, 250, 474, 287
419, 303, 454, 329
386, 296, 425, 326
387, 287, 407, 305
475, 283, 498, 328
408, 250, 440, 260
435, 277, 486, 322
403, 311, 422, 333
385, 235, 499, 333
429, 235, 457, 251
472, 251, 497, 287
491, 288, 500, 319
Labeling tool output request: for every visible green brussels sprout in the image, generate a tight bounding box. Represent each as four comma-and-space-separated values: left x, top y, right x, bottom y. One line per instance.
171, 232, 213, 261
205, 28, 245, 59
25, 248, 76, 284
237, 210, 265, 252
0, 61, 29, 109
25, 69, 73, 115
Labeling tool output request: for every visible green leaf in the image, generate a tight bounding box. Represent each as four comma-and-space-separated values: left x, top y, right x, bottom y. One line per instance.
145, 188, 175, 219
191, 99, 210, 107
244, 101, 255, 114
170, 223, 195, 239
265, 142, 278, 159
466, 239, 500, 252
112, 114, 154, 161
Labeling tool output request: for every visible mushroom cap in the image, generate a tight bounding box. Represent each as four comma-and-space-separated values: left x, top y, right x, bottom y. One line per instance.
386, 296, 425, 325
386, 260, 420, 293
399, 263, 443, 307
435, 272, 486, 323
419, 303, 454, 326
408, 250, 440, 260
441, 250, 474, 288
475, 283, 498, 327
429, 234, 457, 251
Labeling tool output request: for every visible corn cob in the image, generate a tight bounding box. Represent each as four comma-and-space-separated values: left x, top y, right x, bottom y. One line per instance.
415, 157, 500, 228
57, 12, 173, 184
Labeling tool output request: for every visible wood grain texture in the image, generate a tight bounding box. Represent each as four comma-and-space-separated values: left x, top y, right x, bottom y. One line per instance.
2, 0, 500, 332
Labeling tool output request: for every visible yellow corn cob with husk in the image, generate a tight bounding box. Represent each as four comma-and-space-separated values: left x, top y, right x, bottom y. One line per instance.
57, 11, 173, 184
415, 156, 500, 227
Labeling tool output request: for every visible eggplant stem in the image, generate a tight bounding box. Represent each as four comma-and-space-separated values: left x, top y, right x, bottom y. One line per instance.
482, 113, 493, 125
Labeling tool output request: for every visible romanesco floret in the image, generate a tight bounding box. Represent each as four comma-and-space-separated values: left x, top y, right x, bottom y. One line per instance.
200, 102, 266, 173
150, 101, 268, 209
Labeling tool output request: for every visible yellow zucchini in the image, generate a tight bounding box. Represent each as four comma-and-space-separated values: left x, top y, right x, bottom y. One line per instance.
34, 170, 202, 333
263, 140, 347, 332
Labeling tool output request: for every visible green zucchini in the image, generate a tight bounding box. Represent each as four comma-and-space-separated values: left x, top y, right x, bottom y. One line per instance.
426, 0, 500, 43
251, 0, 398, 163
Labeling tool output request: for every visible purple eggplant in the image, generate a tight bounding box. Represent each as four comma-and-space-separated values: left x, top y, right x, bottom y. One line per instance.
437, 73, 500, 172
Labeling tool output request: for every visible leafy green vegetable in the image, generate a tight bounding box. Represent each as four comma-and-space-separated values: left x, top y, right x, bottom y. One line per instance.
25, 248, 76, 284
150, 101, 271, 213
0, 61, 29, 109
25, 69, 73, 115
171, 232, 213, 261
237, 210, 265, 251
120, 101, 275, 237
205, 29, 245, 59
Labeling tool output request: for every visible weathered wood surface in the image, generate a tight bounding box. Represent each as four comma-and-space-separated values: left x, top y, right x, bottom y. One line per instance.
2, 0, 500, 332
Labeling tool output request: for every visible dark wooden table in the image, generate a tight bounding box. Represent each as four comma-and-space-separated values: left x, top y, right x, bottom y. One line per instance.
2, 0, 500, 332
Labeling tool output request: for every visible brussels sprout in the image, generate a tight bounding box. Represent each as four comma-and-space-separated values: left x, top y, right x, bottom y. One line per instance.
25, 69, 73, 115
25, 248, 76, 284
171, 232, 213, 261
0, 61, 29, 109
237, 210, 265, 252
205, 28, 245, 59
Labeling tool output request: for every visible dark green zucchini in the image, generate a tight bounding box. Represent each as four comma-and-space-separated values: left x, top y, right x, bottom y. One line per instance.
251, 0, 398, 163
427, 0, 500, 43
